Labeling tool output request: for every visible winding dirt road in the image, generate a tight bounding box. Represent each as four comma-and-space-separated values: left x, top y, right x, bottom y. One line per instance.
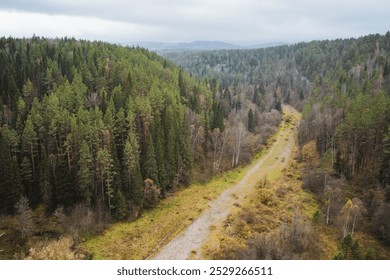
153, 106, 299, 259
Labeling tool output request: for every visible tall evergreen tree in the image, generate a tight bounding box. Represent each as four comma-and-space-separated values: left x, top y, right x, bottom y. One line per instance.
0, 134, 22, 214
248, 108, 255, 133
21, 116, 37, 177
96, 148, 115, 212
78, 140, 94, 206
142, 133, 158, 183
123, 131, 143, 204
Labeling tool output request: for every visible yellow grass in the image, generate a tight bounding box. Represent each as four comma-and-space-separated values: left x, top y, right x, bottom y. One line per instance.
82, 166, 249, 259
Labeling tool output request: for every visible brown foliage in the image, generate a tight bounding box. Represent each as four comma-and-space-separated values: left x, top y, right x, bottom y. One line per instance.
25, 236, 86, 260
56, 203, 110, 239
302, 170, 325, 194
143, 179, 161, 209
239, 213, 321, 260
301, 140, 320, 167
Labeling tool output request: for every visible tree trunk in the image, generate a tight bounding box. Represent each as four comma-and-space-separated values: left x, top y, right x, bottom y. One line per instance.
101, 173, 105, 203
234, 126, 243, 167
343, 211, 350, 237
217, 131, 227, 172
326, 203, 330, 225
351, 215, 356, 235
67, 147, 71, 171
30, 143, 35, 176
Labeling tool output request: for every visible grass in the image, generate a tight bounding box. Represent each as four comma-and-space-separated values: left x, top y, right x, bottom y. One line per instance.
200, 156, 323, 259
82, 148, 265, 259
82, 167, 248, 259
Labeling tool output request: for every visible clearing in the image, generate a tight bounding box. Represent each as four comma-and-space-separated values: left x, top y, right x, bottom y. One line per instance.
82, 105, 300, 259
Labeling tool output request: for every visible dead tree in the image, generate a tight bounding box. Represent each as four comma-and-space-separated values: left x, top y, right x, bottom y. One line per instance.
0, 232, 4, 252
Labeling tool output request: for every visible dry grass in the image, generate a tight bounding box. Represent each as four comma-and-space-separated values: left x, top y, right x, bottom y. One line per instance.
82, 158, 261, 259
200, 109, 330, 259
26, 236, 86, 260
201, 156, 323, 259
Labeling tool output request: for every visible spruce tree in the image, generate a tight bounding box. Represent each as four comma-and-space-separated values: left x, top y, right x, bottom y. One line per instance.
113, 189, 127, 220
248, 108, 255, 133
78, 140, 94, 206
0, 135, 22, 214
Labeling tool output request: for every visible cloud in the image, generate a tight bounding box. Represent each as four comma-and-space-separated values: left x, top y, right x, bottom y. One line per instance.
0, 0, 389, 43
0, 10, 164, 42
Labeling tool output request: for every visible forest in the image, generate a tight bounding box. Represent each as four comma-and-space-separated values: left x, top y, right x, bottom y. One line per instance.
0, 36, 281, 258
1, 32, 390, 259
164, 32, 390, 259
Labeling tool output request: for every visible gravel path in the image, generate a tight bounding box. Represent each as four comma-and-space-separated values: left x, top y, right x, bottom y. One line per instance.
153, 106, 298, 260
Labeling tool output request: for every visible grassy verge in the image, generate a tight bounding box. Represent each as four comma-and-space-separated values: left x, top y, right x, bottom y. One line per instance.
82, 165, 251, 259
200, 142, 326, 259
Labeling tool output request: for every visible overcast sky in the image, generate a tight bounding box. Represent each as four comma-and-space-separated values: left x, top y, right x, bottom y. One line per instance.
0, 0, 389, 44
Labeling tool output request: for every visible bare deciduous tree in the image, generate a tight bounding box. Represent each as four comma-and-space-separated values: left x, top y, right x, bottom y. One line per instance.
231, 123, 245, 167
324, 185, 342, 225
0, 232, 4, 252
337, 197, 366, 237
15, 196, 34, 238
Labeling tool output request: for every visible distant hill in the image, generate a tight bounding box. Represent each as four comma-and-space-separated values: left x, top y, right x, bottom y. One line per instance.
120, 41, 287, 51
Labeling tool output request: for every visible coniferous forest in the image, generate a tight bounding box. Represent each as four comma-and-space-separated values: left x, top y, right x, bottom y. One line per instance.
1, 33, 390, 259
0, 37, 197, 214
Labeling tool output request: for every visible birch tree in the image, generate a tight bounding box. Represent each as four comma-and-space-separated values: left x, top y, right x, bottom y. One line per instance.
15, 196, 34, 238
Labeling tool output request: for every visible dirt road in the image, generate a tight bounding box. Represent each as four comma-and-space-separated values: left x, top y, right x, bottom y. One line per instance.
153, 106, 299, 259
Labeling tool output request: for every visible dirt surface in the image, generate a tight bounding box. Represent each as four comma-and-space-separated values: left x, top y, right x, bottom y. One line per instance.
153, 105, 299, 259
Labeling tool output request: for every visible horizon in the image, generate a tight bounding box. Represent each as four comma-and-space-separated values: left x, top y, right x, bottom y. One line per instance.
1, 0, 390, 45
2, 32, 389, 49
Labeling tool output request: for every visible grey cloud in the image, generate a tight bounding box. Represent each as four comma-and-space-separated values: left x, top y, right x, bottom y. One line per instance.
0, 0, 389, 43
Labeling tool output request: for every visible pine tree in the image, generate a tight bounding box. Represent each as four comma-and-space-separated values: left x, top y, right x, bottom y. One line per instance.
97, 148, 115, 212
381, 125, 390, 184
174, 110, 193, 186
248, 108, 255, 133
163, 108, 177, 189
178, 69, 187, 98
54, 156, 75, 208
21, 115, 37, 177
39, 148, 52, 204
78, 140, 94, 206
153, 119, 168, 195
0, 134, 22, 214
113, 189, 127, 220
22, 79, 36, 109
123, 131, 143, 204
20, 157, 33, 200
142, 133, 158, 183
211, 101, 224, 131
274, 97, 282, 112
